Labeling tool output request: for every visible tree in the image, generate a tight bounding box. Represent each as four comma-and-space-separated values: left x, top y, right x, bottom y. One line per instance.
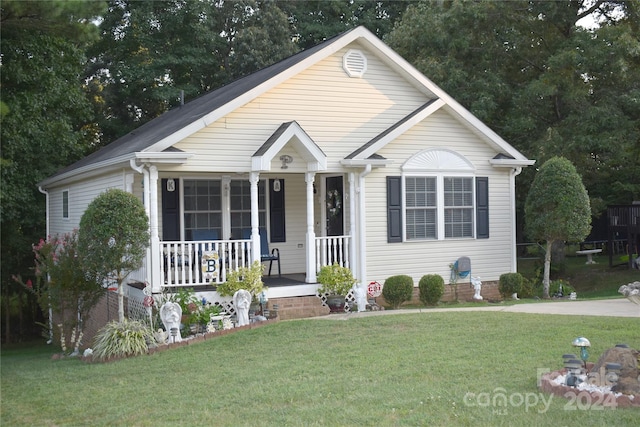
275, 0, 416, 49
386, 0, 640, 221
0, 0, 106, 342
87, 0, 298, 144
524, 157, 591, 298
78, 189, 149, 322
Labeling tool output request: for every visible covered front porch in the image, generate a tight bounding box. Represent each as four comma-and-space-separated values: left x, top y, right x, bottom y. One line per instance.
158, 234, 352, 288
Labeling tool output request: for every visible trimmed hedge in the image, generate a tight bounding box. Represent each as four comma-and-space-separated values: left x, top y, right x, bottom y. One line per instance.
419, 274, 445, 306
382, 275, 413, 309
498, 273, 524, 299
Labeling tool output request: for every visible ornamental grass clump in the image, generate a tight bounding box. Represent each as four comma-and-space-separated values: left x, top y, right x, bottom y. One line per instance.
419, 274, 445, 306
382, 275, 413, 309
92, 319, 154, 361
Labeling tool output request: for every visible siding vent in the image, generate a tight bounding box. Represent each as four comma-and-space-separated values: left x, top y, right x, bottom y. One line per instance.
343, 49, 367, 77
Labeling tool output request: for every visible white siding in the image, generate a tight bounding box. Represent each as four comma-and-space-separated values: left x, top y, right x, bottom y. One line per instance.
364, 110, 515, 284
48, 171, 128, 237
171, 44, 429, 173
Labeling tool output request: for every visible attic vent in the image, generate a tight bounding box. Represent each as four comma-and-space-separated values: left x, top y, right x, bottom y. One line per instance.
343, 49, 367, 78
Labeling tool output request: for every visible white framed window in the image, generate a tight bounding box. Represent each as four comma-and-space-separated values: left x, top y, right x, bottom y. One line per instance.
62, 190, 69, 220
183, 179, 222, 240
401, 149, 476, 241
229, 179, 266, 239
443, 177, 474, 238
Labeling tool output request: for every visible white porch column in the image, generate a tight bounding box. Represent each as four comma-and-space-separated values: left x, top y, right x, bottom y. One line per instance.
149, 165, 162, 293
348, 172, 357, 274
305, 172, 317, 283
249, 172, 261, 263
357, 165, 371, 286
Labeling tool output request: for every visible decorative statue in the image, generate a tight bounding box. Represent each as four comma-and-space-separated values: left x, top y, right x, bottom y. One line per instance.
353, 283, 367, 312
233, 289, 252, 327
471, 276, 483, 301
160, 301, 182, 342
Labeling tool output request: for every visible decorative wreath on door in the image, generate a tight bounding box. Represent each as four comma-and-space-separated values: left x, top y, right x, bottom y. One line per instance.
326, 189, 342, 217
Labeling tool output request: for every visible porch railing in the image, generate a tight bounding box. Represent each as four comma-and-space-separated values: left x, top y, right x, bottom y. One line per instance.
315, 235, 351, 270
160, 239, 251, 287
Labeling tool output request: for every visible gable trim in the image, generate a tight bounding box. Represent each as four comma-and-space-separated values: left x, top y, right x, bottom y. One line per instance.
252, 121, 327, 172
346, 98, 445, 160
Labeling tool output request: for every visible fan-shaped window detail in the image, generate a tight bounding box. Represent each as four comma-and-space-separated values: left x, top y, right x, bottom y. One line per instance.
387, 149, 487, 242
402, 149, 474, 172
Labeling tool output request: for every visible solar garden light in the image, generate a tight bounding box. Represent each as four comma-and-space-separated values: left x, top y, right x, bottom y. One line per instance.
563, 354, 584, 387
170, 327, 178, 343
572, 336, 591, 369
605, 363, 622, 386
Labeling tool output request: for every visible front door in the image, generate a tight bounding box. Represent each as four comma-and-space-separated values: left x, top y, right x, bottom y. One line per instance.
325, 176, 344, 236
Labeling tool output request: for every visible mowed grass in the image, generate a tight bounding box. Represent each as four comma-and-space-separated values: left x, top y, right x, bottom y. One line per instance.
2, 312, 639, 426
518, 253, 639, 299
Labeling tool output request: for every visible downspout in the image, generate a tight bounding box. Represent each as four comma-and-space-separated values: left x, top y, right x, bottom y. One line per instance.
129, 160, 153, 290
511, 167, 523, 273
38, 186, 53, 344
357, 164, 372, 286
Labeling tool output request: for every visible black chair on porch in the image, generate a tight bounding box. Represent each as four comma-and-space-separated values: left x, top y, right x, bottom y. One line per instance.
242, 227, 281, 277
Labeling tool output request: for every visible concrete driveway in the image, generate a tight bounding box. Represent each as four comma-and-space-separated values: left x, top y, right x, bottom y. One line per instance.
320, 298, 640, 319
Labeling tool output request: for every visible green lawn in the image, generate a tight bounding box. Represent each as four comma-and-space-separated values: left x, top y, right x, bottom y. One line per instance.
2, 312, 639, 426
517, 252, 639, 299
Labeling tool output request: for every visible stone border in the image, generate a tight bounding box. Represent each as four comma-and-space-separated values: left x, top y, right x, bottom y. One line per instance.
538, 368, 640, 408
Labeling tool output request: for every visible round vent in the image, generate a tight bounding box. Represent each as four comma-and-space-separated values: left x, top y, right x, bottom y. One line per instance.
343, 49, 367, 78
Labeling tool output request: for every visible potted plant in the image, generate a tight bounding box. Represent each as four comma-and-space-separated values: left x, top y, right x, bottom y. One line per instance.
216, 261, 267, 300
317, 263, 356, 313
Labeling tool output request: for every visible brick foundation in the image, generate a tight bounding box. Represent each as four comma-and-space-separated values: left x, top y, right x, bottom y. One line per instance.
267, 295, 329, 320
375, 281, 502, 307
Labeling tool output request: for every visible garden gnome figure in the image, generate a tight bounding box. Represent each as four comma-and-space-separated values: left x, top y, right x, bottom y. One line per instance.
160, 301, 182, 342
471, 276, 483, 301
233, 289, 251, 327
354, 283, 367, 312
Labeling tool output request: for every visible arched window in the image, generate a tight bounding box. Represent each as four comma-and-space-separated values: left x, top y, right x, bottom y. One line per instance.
387, 149, 488, 242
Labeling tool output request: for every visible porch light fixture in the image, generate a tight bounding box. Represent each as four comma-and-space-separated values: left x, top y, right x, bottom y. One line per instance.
279, 154, 293, 169
273, 179, 281, 192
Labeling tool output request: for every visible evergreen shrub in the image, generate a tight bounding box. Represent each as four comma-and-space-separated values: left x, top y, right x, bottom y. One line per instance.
498, 273, 524, 299
419, 274, 445, 306
382, 275, 413, 309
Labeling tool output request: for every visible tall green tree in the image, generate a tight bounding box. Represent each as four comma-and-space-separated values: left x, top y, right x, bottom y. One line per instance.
387, 0, 640, 221
524, 157, 591, 298
276, 0, 415, 49
0, 0, 106, 342
88, 0, 298, 144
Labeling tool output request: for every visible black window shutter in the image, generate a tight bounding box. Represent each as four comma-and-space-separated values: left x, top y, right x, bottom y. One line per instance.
161, 178, 180, 241
387, 176, 402, 243
269, 179, 286, 242
476, 177, 489, 239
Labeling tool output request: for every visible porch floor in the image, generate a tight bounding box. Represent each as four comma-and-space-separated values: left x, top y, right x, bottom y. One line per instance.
263, 273, 307, 287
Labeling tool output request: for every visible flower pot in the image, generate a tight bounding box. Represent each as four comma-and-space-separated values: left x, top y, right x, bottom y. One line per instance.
326, 294, 346, 313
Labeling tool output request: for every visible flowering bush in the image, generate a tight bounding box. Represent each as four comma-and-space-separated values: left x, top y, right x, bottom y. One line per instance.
20, 230, 104, 354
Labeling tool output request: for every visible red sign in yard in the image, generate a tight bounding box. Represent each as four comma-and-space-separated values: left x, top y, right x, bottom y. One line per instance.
367, 281, 382, 298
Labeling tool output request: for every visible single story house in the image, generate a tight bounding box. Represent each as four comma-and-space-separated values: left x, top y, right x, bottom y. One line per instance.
38, 26, 534, 319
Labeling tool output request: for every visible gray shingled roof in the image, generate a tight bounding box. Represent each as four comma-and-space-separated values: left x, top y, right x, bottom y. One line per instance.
43, 28, 356, 183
